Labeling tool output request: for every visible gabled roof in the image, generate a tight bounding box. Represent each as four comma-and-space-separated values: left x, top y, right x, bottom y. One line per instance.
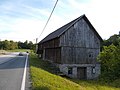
39, 14, 102, 43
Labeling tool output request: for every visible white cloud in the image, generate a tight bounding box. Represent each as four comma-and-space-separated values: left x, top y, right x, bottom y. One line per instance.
0, 0, 120, 43
62, 0, 120, 39
10, 18, 45, 42
86, 0, 120, 39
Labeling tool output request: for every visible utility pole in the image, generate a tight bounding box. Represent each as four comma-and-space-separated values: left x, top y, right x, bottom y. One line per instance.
35, 38, 38, 54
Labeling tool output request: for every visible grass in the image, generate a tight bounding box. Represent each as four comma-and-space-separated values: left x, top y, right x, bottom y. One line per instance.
0, 50, 8, 55
29, 53, 120, 90
6, 49, 31, 52
0, 49, 32, 55
30, 53, 81, 90
71, 79, 120, 90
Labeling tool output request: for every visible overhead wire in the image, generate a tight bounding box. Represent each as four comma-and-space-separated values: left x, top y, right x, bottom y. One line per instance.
38, 0, 59, 41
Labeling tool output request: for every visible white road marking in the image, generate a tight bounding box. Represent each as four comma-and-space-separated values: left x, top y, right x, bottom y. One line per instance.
21, 53, 28, 90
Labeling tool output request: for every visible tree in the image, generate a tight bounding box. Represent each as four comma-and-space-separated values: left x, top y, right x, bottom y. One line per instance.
97, 44, 120, 80
0, 41, 3, 49
102, 34, 120, 47
9, 40, 18, 50
2, 40, 11, 50
0, 40, 34, 50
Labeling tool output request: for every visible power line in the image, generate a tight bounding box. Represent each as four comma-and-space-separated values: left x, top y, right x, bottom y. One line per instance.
38, 0, 59, 40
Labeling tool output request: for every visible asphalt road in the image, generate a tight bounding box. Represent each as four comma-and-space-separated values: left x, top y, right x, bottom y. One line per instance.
0, 53, 30, 90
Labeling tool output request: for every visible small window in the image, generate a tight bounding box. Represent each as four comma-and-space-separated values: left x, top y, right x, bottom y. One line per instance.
88, 52, 93, 58
68, 67, 72, 75
92, 67, 96, 74
89, 54, 92, 57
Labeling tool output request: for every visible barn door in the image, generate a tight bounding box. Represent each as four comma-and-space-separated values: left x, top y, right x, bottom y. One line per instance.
77, 67, 86, 79
55, 48, 61, 63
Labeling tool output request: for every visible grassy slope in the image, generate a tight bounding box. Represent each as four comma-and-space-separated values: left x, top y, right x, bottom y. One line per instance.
7, 49, 30, 52
29, 53, 120, 90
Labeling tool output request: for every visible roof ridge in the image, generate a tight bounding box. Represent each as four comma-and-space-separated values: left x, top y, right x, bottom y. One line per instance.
39, 14, 88, 43
57, 14, 85, 37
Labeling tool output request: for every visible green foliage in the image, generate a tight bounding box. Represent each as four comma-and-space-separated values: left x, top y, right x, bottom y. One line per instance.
18, 40, 35, 49
0, 40, 35, 50
7, 49, 31, 52
99, 34, 120, 80
102, 34, 120, 47
0, 40, 18, 50
98, 44, 120, 80
9, 40, 18, 50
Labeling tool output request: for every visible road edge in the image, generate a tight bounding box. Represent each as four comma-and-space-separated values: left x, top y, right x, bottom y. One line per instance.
21, 53, 28, 90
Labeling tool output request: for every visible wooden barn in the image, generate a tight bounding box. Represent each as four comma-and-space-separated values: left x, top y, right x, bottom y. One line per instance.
37, 14, 102, 79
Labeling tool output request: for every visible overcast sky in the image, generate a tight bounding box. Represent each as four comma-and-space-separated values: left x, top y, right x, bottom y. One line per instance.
0, 0, 120, 43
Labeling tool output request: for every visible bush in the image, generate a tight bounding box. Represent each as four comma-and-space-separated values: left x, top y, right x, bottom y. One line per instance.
97, 44, 120, 81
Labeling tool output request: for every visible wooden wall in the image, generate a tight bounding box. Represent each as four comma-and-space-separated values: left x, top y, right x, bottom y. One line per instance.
42, 38, 59, 49
38, 18, 101, 64
38, 38, 61, 63
45, 48, 61, 63
61, 47, 99, 64
60, 18, 100, 64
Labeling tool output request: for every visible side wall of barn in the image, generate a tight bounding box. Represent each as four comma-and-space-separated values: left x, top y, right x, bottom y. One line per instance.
38, 38, 61, 63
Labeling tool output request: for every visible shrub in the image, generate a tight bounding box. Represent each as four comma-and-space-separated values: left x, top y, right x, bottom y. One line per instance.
97, 44, 120, 81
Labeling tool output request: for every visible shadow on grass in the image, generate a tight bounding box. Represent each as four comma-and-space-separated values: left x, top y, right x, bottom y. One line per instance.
69, 78, 120, 89
30, 54, 59, 75
30, 53, 120, 89
34, 86, 50, 90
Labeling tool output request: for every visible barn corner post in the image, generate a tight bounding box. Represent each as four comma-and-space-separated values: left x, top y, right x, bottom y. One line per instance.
35, 38, 38, 54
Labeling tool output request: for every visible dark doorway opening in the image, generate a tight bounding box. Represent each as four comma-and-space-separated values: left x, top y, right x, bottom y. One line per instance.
77, 67, 86, 79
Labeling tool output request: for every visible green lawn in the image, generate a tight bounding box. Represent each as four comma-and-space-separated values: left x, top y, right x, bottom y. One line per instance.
7, 49, 31, 52
29, 53, 120, 90
0, 50, 8, 55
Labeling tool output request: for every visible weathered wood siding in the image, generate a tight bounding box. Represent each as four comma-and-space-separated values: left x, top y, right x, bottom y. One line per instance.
38, 38, 61, 63
42, 38, 60, 49
45, 47, 61, 63
38, 38, 59, 54
37, 44, 43, 54
60, 18, 100, 64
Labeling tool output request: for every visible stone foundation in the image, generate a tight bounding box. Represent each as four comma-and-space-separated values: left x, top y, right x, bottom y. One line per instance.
59, 64, 100, 79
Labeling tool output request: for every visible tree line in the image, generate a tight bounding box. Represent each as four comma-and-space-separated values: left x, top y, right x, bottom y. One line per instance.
0, 40, 35, 50
98, 34, 120, 81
